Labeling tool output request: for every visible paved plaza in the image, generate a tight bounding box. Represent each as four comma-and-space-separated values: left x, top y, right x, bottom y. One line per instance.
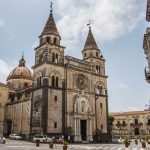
0, 140, 150, 150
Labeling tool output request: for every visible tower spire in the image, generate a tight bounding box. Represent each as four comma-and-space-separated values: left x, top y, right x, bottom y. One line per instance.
40, 2, 60, 37
83, 22, 99, 51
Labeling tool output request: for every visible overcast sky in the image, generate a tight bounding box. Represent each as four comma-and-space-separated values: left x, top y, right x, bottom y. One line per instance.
0, 0, 150, 112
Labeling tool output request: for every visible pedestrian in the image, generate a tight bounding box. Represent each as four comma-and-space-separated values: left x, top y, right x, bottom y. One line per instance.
68, 135, 70, 143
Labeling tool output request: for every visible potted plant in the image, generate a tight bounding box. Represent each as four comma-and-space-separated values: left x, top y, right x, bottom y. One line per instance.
49, 140, 54, 149
141, 141, 146, 148
124, 138, 129, 148
63, 141, 68, 150
35, 139, 40, 147
135, 139, 138, 145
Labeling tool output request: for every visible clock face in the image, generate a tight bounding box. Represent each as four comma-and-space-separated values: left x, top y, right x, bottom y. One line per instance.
74, 74, 87, 89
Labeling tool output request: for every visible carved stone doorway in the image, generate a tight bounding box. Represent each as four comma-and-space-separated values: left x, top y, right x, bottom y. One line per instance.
81, 120, 87, 141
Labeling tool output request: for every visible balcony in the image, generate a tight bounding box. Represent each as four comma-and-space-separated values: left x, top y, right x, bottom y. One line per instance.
145, 67, 150, 84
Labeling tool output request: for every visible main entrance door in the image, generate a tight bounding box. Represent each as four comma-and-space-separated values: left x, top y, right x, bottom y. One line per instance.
80, 120, 86, 141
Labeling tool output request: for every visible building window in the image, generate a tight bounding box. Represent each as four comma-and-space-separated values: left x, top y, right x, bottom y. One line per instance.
54, 96, 57, 102
117, 121, 120, 126
54, 122, 57, 128
96, 52, 98, 57
52, 53, 55, 62
52, 76, 55, 87
100, 103, 102, 108
24, 82, 28, 87
55, 54, 58, 63
46, 37, 51, 44
101, 124, 103, 130
135, 119, 138, 125
84, 53, 86, 57
56, 77, 59, 88
96, 65, 100, 74
54, 37, 57, 45
148, 119, 150, 125
123, 121, 126, 126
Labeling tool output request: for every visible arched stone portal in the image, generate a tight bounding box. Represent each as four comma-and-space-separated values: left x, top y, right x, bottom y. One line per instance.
73, 92, 94, 142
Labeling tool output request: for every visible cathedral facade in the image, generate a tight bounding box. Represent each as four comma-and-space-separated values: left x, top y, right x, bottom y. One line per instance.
4, 7, 109, 142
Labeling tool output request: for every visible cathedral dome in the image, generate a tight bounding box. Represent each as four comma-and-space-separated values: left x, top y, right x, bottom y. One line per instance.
7, 56, 32, 80
7, 66, 32, 80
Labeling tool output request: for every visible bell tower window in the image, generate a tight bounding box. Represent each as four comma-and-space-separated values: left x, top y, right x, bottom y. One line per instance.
52, 53, 55, 62
55, 54, 58, 63
52, 76, 55, 87
54, 37, 57, 45
46, 37, 51, 44
56, 76, 59, 87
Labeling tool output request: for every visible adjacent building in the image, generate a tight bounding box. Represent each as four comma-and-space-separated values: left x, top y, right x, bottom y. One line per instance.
0, 83, 9, 134
110, 110, 150, 139
143, 0, 150, 83
3, 6, 110, 142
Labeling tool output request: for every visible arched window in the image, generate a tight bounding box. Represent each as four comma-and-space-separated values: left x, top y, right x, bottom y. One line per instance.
84, 53, 86, 57
96, 65, 98, 74
55, 54, 58, 63
52, 53, 55, 62
100, 103, 103, 109
96, 52, 98, 57
96, 85, 103, 95
56, 76, 59, 88
54, 37, 57, 45
52, 76, 55, 87
46, 37, 51, 44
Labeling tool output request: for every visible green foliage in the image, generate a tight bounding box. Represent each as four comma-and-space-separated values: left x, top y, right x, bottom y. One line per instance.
35, 139, 40, 143
63, 141, 69, 145
144, 135, 150, 140
108, 115, 115, 125
124, 138, 129, 144
64, 126, 72, 136
141, 140, 146, 145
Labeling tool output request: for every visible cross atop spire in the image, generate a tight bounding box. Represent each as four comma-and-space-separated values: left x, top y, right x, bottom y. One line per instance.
50, 2, 53, 14
87, 20, 92, 30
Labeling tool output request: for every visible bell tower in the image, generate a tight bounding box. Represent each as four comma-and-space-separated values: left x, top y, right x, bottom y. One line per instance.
34, 2, 65, 66
31, 3, 65, 135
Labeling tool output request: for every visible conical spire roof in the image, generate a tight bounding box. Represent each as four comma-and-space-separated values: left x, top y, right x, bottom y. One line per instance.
41, 12, 60, 37
83, 27, 99, 51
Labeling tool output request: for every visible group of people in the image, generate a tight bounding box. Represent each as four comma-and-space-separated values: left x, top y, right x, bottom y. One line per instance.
0, 134, 6, 144
51, 135, 71, 143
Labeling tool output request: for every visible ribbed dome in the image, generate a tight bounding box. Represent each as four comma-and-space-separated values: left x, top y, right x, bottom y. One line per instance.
7, 56, 32, 80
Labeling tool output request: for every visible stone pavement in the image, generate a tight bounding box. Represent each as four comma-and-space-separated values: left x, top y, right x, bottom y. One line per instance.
1, 140, 150, 150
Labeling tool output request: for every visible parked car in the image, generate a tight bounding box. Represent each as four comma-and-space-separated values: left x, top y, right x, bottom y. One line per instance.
9, 134, 23, 140
33, 134, 52, 143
